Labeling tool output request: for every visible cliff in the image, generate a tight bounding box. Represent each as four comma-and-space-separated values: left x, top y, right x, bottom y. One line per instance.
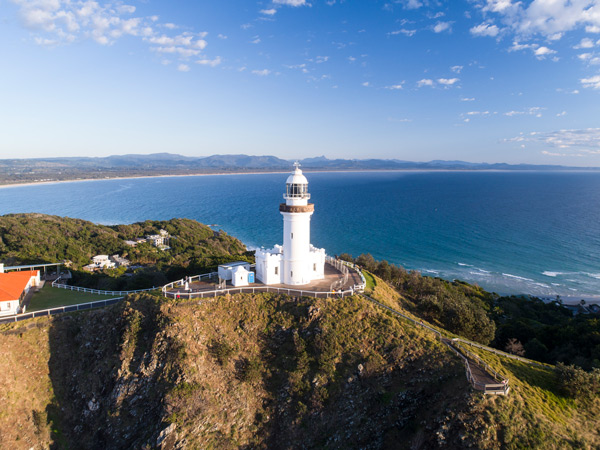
1, 286, 598, 449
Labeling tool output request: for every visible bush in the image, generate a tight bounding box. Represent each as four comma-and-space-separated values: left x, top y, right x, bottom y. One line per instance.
555, 362, 600, 400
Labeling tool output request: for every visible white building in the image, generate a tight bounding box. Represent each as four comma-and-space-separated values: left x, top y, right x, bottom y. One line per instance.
255, 163, 325, 286
218, 262, 255, 287
0, 270, 41, 316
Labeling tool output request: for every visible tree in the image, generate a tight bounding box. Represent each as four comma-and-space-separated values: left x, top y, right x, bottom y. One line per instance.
505, 338, 525, 356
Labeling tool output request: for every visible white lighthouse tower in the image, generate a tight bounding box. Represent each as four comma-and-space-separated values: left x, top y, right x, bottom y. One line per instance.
255, 163, 325, 286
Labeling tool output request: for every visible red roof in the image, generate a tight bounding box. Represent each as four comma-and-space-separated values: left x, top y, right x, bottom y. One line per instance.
0, 270, 39, 302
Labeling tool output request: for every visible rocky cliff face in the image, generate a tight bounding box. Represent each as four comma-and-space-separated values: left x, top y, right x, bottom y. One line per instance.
2, 291, 598, 450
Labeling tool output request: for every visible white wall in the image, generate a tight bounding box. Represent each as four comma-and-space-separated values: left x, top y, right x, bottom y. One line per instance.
281, 211, 313, 285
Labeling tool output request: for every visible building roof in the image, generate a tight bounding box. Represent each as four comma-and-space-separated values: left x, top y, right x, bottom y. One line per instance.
286, 165, 308, 185
0, 270, 39, 302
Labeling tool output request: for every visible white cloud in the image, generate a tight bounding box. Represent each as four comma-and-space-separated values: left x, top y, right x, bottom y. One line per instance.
403, 0, 423, 9
483, 0, 516, 14
506, 128, 600, 153
509, 41, 535, 52
556, 111, 567, 117
534, 46, 556, 58
177, 64, 190, 72
482, 0, 600, 40
433, 21, 451, 33
417, 78, 434, 87
385, 84, 404, 90
587, 25, 600, 33
196, 56, 222, 67
250, 36, 261, 44
389, 29, 417, 36
574, 38, 595, 49
437, 77, 459, 85
470, 22, 500, 37
252, 69, 271, 76
260, 8, 277, 15
315, 55, 329, 63
11, 0, 223, 71
218, 34, 227, 39
362, 81, 370, 87
461, 97, 476, 101
504, 106, 544, 117
581, 75, 600, 89
451, 65, 463, 73
273, 0, 307, 6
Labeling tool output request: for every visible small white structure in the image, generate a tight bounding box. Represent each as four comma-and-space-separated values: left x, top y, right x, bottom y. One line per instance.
91, 255, 116, 269
146, 230, 170, 247
255, 163, 326, 286
0, 270, 41, 316
218, 262, 255, 287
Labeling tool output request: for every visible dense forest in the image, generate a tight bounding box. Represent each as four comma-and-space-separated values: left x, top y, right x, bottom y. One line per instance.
0, 214, 252, 290
340, 253, 600, 371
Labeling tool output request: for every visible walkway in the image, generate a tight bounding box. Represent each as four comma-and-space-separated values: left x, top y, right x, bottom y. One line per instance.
360, 293, 509, 395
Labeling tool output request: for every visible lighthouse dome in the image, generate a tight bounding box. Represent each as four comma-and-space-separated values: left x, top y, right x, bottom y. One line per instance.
286, 165, 308, 185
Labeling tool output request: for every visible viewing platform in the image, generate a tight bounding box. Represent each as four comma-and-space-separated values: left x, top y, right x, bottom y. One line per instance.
162, 258, 365, 300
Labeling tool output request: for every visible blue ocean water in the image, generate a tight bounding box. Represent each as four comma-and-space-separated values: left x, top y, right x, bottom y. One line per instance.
1, 171, 599, 298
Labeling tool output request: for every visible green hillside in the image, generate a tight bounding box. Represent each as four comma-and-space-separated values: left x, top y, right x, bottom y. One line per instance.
0, 213, 251, 290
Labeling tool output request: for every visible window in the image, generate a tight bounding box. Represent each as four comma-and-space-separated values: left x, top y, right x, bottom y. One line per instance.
274, 267, 278, 275
291, 271, 293, 278
291, 233, 293, 239
313, 263, 317, 271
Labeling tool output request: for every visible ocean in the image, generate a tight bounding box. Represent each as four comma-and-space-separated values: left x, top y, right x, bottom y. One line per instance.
1, 171, 599, 299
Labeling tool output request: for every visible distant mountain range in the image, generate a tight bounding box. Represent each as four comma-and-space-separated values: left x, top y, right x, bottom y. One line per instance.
0, 153, 597, 186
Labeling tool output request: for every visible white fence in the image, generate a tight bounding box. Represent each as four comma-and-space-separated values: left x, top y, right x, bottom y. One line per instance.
164, 284, 356, 300
0, 297, 124, 324
52, 277, 157, 296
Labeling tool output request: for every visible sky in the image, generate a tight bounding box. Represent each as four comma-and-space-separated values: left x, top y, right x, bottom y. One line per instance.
1, 0, 600, 165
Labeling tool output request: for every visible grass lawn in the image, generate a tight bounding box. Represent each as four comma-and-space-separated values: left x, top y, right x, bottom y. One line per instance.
27, 286, 119, 312
363, 271, 376, 294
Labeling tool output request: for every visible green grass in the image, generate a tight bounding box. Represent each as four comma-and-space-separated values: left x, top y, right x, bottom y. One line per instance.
27, 286, 117, 312
363, 270, 376, 294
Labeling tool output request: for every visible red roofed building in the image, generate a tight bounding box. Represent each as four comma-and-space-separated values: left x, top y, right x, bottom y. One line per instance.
0, 270, 41, 316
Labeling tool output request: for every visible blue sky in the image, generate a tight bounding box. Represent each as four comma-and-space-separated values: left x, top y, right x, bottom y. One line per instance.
1, 0, 600, 165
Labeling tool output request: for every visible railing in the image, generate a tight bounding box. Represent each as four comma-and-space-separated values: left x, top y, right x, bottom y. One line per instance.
52, 277, 156, 296
360, 293, 509, 395
360, 293, 442, 340
164, 285, 356, 300
161, 272, 219, 295
0, 298, 124, 324
326, 256, 367, 292
453, 337, 549, 368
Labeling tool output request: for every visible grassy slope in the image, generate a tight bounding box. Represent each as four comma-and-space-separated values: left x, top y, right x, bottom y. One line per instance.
367, 273, 600, 449
1, 286, 598, 449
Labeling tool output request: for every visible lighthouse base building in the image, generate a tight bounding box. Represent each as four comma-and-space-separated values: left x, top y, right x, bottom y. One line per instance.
255, 164, 326, 286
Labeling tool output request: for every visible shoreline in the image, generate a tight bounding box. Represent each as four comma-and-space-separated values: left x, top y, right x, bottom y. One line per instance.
2, 167, 600, 189
1, 172, 599, 304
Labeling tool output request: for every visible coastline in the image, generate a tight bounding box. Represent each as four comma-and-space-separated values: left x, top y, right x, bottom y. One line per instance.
1, 171, 599, 304
2, 167, 600, 190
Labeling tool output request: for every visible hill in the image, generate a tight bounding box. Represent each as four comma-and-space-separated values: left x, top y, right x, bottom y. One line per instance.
1, 153, 598, 186
1, 285, 599, 449
0, 214, 251, 290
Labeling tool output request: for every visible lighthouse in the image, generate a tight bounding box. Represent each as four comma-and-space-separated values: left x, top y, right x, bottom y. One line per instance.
255, 163, 325, 286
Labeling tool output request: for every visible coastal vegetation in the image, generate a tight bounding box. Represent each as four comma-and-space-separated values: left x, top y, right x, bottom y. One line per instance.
0, 213, 252, 290
2, 289, 599, 449
341, 253, 600, 371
